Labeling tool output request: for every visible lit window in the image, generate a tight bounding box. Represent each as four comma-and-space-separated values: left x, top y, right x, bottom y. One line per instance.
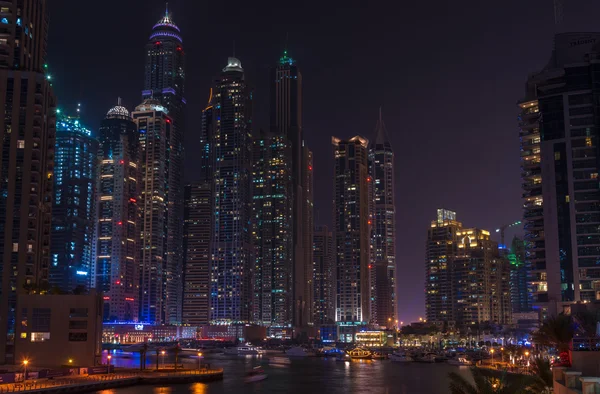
17, 140, 24, 149
20, 333, 27, 339
30, 332, 50, 342
554, 152, 561, 160
1, 18, 8, 24
12, 243, 18, 252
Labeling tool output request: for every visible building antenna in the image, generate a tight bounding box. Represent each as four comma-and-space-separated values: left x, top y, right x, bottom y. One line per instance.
554, 0, 563, 26
165, 2, 169, 17
117, 97, 122, 106
285, 32, 289, 53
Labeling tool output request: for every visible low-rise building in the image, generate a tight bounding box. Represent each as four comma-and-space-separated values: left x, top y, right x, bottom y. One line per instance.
15, 291, 103, 367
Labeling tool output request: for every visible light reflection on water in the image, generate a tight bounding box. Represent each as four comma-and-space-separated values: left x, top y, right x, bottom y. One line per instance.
93, 352, 470, 394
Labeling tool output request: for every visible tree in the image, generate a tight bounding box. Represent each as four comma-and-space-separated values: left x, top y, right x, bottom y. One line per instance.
155, 348, 160, 371
173, 344, 181, 371
140, 342, 148, 371
529, 358, 553, 394
532, 314, 575, 366
573, 310, 599, 351
448, 367, 533, 394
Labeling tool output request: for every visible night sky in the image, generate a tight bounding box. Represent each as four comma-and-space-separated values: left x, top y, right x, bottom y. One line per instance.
48, 0, 600, 324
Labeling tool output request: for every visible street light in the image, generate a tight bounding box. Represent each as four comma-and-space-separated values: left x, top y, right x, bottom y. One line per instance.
500, 347, 504, 363
525, 351, 530, 374
23, 360, 29, 381
107, 355, 112, 373
161, 350, 166, 369
490, 348, 495, 367
68, 359, 73, 364
197, 352, 203, 370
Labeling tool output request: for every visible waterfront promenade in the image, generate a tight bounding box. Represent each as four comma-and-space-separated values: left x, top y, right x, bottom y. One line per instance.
0, 369, 224, 393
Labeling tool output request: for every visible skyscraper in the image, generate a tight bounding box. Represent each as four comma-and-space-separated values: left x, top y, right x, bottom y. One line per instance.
332, 136, 371, 323
132, 99, 175, 324
208, 57, 253, 324
518, 33, 600, 316
252, 130, 293, 327
182, 182, 212, 326
142, 6, 185, 323
50, 112, 98, 292
313, 225, 334, 325
270, 50, 314, 329
368, 110, 396, 328
425, 209, 512, 327
508, 236, 531, 314
0, 0, 56, 364
94, 101, 140, 322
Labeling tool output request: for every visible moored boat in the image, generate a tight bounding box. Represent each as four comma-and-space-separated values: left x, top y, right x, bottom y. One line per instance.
286, 346, 310, 357
347, 347, 372, 360
390, 353, 413, 363
414, 353, 437, 363
245, 367, 267, 383
372, 351, 387, 360
447, 357, 472, 366
223, 345, 264, 356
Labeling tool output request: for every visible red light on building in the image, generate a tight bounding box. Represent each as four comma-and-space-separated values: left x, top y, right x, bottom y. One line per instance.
117, 221, 122, 226
308, 165, 313, 171
368, 265, 373, 269
367, 177, 372, 182
103, 296, 110, 300
120, 160, 124, 164
155, 41, 161, 45
165, 119, 171, 123
129, 198, 136, 203
368, 220, 372, 225
176, 46, 182, 51
125, 297, 134, 301
116, 280, 121, 285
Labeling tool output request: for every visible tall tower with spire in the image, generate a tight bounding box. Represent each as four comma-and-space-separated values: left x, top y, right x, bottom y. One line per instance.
141, 4, 186, 324
368, 110, 396, 328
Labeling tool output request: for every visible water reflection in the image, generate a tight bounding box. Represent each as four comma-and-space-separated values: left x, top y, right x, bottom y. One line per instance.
153, 387, 173, 394
190, 383, 208, 394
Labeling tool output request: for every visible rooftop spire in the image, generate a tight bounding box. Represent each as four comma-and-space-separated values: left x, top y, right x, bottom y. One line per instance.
372, 107, 392, 148
165, 2, 169, 17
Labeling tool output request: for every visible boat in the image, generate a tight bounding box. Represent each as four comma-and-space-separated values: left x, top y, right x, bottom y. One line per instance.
372, 351, 387, 360
270, 356, 292, 365
245, 367, 268, 383
447, 357, 472, 366
347, 347, 372, 360
390, 353, 413, 363
223, 345, 264, 356
286, 346, 310, 357
415, 353, 437, 363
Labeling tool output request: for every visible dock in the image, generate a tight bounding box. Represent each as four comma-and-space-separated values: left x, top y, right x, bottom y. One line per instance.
0, 369, 224, 393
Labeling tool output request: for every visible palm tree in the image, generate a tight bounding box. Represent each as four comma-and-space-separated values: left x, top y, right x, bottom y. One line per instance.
573, 310, 599, 351
448, 367, 533, 394
532, 314, 574, 366
529, 358, 553, 394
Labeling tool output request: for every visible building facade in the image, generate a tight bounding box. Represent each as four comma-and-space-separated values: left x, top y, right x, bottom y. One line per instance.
518, 33, 600, 315
50, 113, 97, 292
251, 130, 293, 327
207, 57, 253, 323
332, 136, 371, 323
368, 110, 396, 328
182, 182, 212, 326
270, 51, 314, 329
313, 225, 334, 325
94, 102, 140, 322
142, 7, 185, 324
0, 0, 56, 364
425, 209, 512, 328
508, 236, 531, 313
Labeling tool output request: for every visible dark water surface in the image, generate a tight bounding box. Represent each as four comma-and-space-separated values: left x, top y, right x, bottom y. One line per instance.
95, 352, 470, 394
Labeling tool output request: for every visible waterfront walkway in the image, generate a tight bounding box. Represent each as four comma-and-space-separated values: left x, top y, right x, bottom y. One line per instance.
0, 369, 224, 393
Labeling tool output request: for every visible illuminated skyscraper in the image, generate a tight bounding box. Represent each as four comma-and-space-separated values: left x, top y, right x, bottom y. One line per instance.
50, 112, 97, 292
142, 6, 185, 323
313, 225, 334, 325
332, 136, 371, 323
270, 50, 314, 329
208, 57, 253, 323
0, 0, 56, 364
425, 209, 511, 327
507, 236, 531, 313
368, 110, 396, 328
182, 182, 212, 326
132, 99, 175, 324
518, 33, 600, 316
94, 101, 140, 322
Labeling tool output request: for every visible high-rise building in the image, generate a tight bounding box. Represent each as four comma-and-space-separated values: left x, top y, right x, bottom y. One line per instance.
368, 110, 396, 328
252, 130, 293, 327
508, 236, 531, 313
94, 101, 140, 322
207, 57, 253, 323
50, 112, 97, 292
0, 0, 56, 364
132, 99, 175, 324
313, 225, 334, 325
142, 6, 185, 323
425, 209, 512, 327
332, 136, 371, 323
270, 50, 314, 329
182, 182, 212, 326
518, 33, 600, 315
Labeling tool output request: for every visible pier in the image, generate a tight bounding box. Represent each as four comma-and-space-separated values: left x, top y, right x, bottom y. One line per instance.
0, 369, 224, 393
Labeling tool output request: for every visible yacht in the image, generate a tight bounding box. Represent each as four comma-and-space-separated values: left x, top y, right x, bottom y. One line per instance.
415, 353, 437, 363
245, 367, 268, 383
286, 347, 310, 357
390, 353, 413, 363
447, 357, 472, 366
372, 351, 387, 360
223, 345, 264, 356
